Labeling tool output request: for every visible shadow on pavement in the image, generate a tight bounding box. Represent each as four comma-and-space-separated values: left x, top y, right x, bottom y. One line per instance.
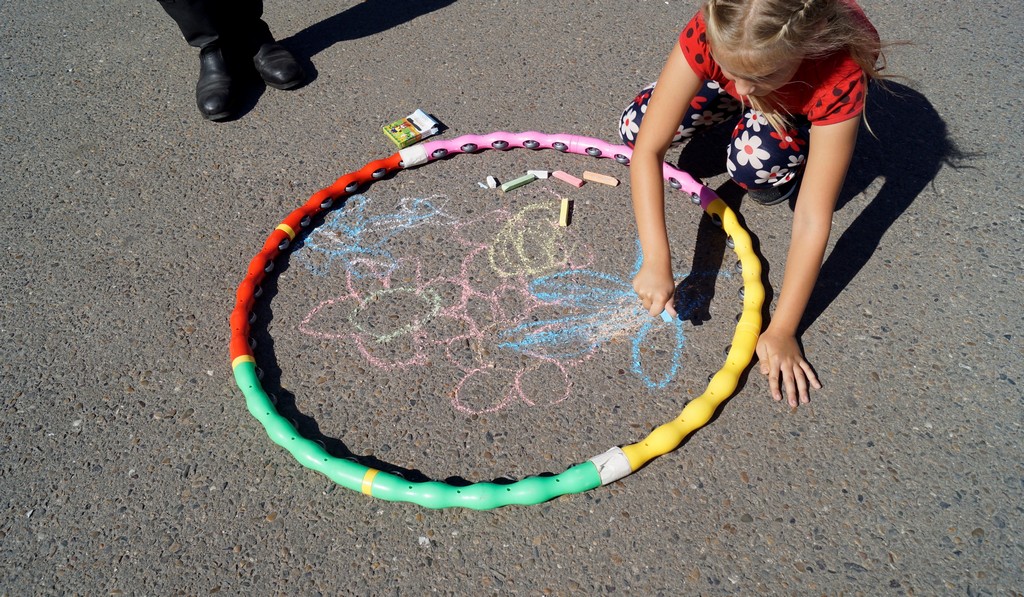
669, 82, 966, 338
801, 81, 967, 332
280, 0, 458, 85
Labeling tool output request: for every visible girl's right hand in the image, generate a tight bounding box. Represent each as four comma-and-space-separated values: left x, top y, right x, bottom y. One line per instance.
628, 42, 700, 321
633, 264, 676, 317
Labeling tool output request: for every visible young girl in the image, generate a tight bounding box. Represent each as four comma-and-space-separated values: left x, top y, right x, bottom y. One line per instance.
623, 0, 883, 408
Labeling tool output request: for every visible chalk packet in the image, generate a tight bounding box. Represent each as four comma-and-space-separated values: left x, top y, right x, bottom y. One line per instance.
382, 109, 441, 149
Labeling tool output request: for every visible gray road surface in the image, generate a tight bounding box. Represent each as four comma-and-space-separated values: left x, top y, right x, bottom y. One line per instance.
1, 0, 1022, 594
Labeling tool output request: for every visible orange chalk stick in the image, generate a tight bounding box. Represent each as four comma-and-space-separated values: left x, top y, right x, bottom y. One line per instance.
582, 171, 619, 187
552, 170, 584, 188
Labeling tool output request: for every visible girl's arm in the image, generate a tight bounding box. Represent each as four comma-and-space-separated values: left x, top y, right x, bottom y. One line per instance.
757, 115, 861, 407
630, 42, 704, 317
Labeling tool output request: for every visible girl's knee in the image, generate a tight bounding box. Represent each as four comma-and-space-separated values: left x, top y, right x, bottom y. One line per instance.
619, 103, 641, 147
619, 85, 655, 147
727, 111, 808, 189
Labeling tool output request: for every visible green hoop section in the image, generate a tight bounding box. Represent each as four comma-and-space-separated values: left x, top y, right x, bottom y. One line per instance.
229, 131, 764, 509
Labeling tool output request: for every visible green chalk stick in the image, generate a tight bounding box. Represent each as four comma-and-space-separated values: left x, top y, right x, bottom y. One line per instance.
500, 173, 537, 192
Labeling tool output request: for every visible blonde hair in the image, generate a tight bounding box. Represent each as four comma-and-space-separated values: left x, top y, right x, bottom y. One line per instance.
703, 0, 887, 133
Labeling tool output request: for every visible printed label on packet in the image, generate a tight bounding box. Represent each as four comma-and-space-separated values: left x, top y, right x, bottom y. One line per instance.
382, 109, 440, 148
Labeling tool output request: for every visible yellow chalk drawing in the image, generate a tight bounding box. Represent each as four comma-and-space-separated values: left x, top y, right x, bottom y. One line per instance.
488, 197, 585, 278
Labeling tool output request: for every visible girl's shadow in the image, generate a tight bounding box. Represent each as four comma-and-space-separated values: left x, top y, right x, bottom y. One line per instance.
801, 81, 967, 331
673, 81, 966, 333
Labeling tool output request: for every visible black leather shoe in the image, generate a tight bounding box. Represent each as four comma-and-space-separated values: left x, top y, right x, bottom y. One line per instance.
196, 45, 233, 121
253, 43, 305, 90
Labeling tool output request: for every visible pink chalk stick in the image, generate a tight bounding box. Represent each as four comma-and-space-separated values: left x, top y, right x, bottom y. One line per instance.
552, 170, 584, 188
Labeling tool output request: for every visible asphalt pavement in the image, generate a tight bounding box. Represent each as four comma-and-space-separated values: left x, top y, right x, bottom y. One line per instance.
1, 0, 1022, 594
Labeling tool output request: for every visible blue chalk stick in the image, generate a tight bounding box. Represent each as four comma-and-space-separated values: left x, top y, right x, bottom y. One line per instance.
660, 310, 673, 322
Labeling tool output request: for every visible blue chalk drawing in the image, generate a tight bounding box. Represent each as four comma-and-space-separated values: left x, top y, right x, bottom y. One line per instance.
498, 269, 685, 389
495, 242, 735, 389
296, 194, 448, 277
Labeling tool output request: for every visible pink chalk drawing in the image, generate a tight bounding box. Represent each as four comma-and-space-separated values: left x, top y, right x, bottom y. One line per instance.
298, 257, 444, 370
297, 193, 686, 414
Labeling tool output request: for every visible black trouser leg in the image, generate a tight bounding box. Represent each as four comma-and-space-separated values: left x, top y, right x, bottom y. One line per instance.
156, 0, 221, 48
157, 0, 269, 51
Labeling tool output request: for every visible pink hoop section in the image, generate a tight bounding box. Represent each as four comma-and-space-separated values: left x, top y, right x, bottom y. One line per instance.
407, 131, 719, 209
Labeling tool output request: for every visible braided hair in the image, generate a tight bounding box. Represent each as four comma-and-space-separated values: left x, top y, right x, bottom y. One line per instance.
703, 0, 885, 132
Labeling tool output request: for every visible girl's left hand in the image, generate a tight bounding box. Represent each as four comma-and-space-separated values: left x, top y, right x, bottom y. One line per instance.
755, 330, 821, 408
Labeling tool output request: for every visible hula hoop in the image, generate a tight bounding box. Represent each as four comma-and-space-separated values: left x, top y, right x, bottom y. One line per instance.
229, 131, 764, 510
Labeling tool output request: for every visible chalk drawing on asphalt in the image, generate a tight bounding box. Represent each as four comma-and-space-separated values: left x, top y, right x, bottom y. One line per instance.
296, 193, 728, 413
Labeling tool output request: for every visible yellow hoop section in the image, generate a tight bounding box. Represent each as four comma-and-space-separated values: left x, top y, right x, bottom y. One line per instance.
621, 198, 763, 470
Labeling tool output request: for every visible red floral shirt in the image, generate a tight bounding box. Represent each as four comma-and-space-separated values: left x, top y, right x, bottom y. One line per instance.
679, 2, 878, 125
